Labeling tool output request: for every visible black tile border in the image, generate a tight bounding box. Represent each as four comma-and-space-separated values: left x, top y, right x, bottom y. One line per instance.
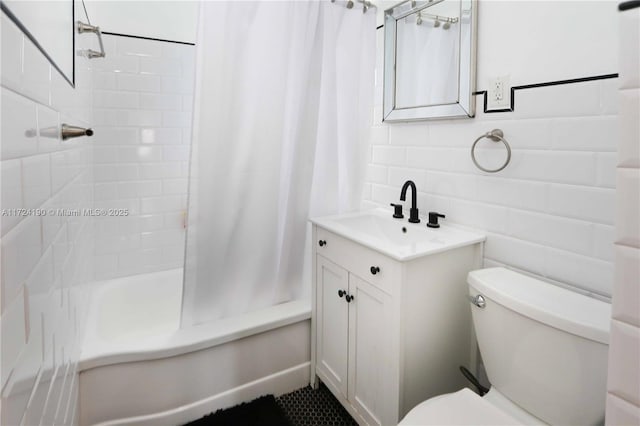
101, 31, 195, 46
474, 73, 619, 113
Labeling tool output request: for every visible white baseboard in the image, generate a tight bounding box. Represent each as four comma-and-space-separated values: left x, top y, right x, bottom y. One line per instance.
93, 362, 310, 426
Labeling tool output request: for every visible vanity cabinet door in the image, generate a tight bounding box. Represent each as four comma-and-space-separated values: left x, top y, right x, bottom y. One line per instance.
316, 256, 349, 399
348, 274, 391, 426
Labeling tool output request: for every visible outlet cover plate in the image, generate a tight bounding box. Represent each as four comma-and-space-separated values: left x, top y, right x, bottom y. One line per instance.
487, 75, 511, 110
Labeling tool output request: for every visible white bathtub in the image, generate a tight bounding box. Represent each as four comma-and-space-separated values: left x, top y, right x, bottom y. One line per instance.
79, 269, 311, 425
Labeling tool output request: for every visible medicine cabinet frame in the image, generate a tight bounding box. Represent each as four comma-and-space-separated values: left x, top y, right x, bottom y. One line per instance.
383, 0, 477, 122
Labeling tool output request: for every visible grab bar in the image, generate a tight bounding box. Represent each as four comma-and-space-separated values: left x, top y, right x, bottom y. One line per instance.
77, 21, 106, 59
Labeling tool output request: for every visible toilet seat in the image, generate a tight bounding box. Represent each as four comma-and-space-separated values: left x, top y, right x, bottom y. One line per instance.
398, 388, 522, 426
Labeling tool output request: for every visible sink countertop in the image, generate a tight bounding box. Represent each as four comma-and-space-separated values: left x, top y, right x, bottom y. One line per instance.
311, 208, 486, 261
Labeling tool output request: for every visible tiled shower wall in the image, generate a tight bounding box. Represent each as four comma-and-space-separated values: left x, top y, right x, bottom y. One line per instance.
91, 35, 195, 280
606, 5, 640, 425
363, 30, 617, 297
1, 5, 94, 425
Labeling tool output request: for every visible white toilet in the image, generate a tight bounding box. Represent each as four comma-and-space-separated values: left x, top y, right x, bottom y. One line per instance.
400, 267, 611, 426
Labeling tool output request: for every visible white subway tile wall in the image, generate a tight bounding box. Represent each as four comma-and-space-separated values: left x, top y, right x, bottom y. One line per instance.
92, 35, 195, 280
364, 29, 618, 297
607, 7, 640, 425
1, 4, 94, 425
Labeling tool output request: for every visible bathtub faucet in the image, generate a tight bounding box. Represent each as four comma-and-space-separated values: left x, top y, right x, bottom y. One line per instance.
400, 180, 420, 223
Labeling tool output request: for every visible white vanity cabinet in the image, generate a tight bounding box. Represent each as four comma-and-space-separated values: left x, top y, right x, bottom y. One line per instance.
315, 255, 393, 426
310, 215, 484, 426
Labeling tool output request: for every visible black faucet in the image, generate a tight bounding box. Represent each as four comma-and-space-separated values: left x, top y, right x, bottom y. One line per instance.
400, 180, 420, 223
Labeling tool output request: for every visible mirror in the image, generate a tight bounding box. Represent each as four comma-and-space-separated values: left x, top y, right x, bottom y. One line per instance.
1, 0, 75, 86
383, 0, 477, 122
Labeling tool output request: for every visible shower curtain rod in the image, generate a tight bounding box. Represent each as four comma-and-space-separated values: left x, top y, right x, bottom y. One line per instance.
331, 0, 377, 13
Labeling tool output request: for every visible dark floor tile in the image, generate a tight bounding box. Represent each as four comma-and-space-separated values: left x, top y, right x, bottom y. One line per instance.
276, 384, 358, 426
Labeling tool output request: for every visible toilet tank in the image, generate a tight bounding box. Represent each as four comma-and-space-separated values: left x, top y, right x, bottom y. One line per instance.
468, 268, 610, 426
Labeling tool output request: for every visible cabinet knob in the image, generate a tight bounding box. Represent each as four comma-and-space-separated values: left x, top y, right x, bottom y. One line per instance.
370, 266, 380, 275
318, 240, 327, 247
338, 289, 345, 298
345, 294, 354, 303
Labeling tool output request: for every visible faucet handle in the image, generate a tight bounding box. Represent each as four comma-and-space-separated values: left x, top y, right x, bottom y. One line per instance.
427, 212, 445, 228
390, 203, 404, 219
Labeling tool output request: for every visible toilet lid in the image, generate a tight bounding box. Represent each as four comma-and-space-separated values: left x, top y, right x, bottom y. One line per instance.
399, 388, 522, 426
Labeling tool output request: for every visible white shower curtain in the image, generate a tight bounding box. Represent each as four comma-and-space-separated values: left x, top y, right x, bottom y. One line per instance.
181, 0, 375, 326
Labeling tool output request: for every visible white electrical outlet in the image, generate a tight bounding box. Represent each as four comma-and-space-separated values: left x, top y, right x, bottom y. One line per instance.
487, 75, 511, 110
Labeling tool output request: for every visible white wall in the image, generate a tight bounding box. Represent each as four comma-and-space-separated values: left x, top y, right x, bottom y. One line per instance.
91, 35, 195, 280
1, 2, 95, 424
474, 1, 618, 87
364, 0, 619, 297
606, 5, 640, 425
83, 0, 199, 43
376, 0, 618, 87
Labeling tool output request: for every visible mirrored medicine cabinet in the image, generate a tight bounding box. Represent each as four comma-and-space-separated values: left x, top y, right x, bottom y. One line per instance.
383, 0, 477, 122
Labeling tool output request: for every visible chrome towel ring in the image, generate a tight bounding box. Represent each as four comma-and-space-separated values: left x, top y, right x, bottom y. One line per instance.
471, 129, 511, 173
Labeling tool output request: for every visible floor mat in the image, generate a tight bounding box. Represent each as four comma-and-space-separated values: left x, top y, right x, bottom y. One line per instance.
184, 394, 293, 426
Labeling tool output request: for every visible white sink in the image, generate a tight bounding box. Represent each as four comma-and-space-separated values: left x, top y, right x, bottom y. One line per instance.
311, 208, 485, 261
